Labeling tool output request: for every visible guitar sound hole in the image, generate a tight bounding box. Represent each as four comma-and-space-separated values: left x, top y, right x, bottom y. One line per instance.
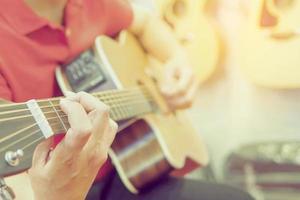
111, 119, 173, 191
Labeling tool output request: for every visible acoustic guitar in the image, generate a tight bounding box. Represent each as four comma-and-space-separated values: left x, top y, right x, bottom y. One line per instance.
155, 0, 220, 83
0, 31, 208, 199
240, 0, 300, 88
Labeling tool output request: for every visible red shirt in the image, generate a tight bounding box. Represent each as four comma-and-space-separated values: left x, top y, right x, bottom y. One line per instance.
0, 0, 133, 179
0, 0, 133, 102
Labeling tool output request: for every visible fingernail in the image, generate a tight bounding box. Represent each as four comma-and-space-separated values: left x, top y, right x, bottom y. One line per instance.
60, 98, 69, 107
65, 91, 77, 100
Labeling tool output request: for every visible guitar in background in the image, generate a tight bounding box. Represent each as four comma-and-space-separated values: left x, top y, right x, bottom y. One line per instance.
240, 0, 300, 88
154, 0, 220, 84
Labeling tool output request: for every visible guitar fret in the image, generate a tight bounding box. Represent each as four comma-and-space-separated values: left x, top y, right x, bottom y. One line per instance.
48, 99, 68, 133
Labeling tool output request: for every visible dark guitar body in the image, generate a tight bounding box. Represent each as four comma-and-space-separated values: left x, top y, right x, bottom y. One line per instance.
111, 119, 173, 192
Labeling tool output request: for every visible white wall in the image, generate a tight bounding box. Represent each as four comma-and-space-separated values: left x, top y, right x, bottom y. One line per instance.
130, 0, 300, 179
188, 0, 300, 179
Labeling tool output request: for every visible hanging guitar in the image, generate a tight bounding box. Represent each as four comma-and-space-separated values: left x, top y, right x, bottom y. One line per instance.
0, 31, 208, 199
155, 0, 220, 83
240, 0, 300, 88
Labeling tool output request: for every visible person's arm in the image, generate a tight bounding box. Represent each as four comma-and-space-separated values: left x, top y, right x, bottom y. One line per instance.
29, 92, 117, 200
129, 4, 199, 109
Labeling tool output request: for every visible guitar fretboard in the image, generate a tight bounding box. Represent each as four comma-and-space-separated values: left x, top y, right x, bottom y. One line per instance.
0, 86, 155, 137
40, 87, 155, 134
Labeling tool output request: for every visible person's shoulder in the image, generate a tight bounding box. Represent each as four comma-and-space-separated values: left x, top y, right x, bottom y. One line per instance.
98, 0, 133, 36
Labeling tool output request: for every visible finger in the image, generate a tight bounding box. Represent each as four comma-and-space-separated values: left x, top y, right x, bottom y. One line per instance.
97, 119, 118, 149
168, 79, 199, 109
160, 66, 194, 99
61, 98, 92, 143
88, 107, 110, 140
32, 138, 53, 167
84, 109, 117, 151
66, 91, 111, 127
84, 119, 118, 168
65, 91, 77, 100
49, 99, 92, 162
161, 75, 194, 100
72, 91, 110, 114
74, 92, 114, 140
108, 119, 118, 143
160, 61, 177, 83
176, 68, 194, 94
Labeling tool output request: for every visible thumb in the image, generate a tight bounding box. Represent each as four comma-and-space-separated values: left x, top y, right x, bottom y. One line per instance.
160, 62, 180, 96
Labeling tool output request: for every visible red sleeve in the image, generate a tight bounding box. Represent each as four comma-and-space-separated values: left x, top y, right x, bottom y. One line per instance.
104, 0, 133, 36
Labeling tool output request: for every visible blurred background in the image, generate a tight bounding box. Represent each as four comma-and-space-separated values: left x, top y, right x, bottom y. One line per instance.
133, 0, 300, 199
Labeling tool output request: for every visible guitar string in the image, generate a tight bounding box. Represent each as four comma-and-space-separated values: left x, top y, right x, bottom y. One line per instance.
21, 136, 45, 151
0, 91, 153, 118
0, 116, 67, 145
0, 97, 154, 123
0, 97, 158, 154
0, 89, 155, 152
0, 88, 151, 113
0, 100, 154, 150
0, 96, 155, 144
48, 99, 68, 132
0, 104, 151, 154
0, 95, 153, 120
0, 120, 65, 153
0, 86, 150, 110
0, 89, 154, 124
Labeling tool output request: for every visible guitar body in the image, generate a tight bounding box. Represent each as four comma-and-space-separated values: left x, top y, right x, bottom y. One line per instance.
58, 31, 208, 193
83, 32, 208, 193
240, 0, 300, 88
155, 0, 220, 83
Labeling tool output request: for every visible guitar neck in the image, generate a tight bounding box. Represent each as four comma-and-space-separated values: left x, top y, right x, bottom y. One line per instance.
0, 86, 156, 177
0, 86, 155, 138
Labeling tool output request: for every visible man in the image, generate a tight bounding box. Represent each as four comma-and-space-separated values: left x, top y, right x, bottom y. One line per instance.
0, 0, 253, 199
